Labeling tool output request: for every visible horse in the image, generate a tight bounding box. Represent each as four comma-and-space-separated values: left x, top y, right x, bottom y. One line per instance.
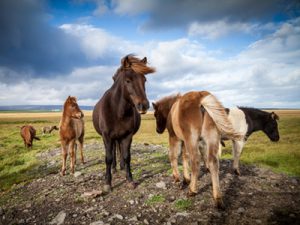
152, 91, 242, 208
220, 107, 280, 175
92, 55, 155, 192
42, 125, 59, 135
20, 125, 40, 149
59, 96, 85, 176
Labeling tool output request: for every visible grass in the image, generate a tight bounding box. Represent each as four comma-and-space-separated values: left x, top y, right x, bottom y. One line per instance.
145, 194, 165, 205
0, 110, 299, 192
174, 198, 193, 211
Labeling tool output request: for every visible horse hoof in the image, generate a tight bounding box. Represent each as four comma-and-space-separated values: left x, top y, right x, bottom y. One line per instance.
81, 161, 86, 165
215, 198, 225, 210
60, 171, 65, 176
173, 175, 180, 183
112, 168, 117, 174
187, 190, 197, 197
127, 182, 138, 189
233, 169, 241, 176
103, 184, 112, 193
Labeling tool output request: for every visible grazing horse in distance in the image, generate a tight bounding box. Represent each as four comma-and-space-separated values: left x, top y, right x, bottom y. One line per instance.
20, 125, 40, 149
220, 107, 280, 175
153, 91, 242, 208
42, 125, 59, 135
93, 55, 155, 192
59, 96, 85, 176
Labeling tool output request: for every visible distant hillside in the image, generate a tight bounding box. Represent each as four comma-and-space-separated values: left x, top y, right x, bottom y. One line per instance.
0, 105, 94, 111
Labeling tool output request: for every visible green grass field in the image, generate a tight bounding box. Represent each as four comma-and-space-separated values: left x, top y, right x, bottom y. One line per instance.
0, 110, 299, 192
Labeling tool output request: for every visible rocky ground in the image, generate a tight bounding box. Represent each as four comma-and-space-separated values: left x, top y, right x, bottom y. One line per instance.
0, 142, 299, 225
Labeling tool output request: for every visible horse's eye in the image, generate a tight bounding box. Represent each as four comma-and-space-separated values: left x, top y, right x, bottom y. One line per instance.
126, 79, 131, 83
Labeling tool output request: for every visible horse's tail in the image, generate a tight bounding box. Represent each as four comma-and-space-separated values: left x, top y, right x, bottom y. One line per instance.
201, 94, 243, 141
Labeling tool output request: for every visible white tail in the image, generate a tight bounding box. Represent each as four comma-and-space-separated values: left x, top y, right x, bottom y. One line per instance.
201, 94, 243, 141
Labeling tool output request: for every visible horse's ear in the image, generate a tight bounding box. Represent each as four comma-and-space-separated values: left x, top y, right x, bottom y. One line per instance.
152, 102, 157, 110
122, 56, 131, 68
271, 112, 279, 120
141, 57, 147, 64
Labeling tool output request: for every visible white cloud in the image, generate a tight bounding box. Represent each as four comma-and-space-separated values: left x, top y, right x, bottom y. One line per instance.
1, 18, 299, 108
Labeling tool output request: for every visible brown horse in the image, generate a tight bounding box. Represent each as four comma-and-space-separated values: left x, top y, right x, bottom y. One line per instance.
20, 125, 40, 148
153, 91, 242, 208
59, 96, 85, 176
93, 55, 155, 191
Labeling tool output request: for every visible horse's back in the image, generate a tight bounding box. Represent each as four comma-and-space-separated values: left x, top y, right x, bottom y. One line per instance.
227, 107, 247, 136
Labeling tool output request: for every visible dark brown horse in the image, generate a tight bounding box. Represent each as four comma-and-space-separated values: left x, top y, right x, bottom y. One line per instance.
59, 96, 85, 175
93, 55, 155, 191
153, 91, 242, 208
20, 125, 40, 149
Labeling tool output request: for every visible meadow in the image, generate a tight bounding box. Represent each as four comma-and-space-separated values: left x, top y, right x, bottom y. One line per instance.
0, 110, 299, 192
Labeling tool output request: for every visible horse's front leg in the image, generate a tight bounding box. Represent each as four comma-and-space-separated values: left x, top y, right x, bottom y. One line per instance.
60, 140, 68, 176
232, 140, 245, 175
119, 134, 136, 189
103, 135, 114, 192
78, 136, 85, 164
69, 140, 76, 174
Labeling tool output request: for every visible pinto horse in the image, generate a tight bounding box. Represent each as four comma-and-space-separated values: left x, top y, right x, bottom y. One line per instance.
20, 125, 40, 149
59, 96, 85, 175
93, 55, 155, 191
220, 107, 280, 175
153, 91, 242, 208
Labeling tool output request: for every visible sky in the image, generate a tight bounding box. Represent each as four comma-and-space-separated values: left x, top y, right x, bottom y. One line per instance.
0, 0, 300, 108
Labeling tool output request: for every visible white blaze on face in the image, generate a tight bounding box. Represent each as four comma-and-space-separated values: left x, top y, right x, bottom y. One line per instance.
227, 107, 248, 136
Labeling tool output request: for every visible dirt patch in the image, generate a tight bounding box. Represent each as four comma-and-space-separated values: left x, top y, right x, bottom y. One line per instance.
0, 143, 299, 225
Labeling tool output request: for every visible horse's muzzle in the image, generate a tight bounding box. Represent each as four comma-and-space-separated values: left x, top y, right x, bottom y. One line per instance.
75, 111, 84, 119
137, 101, 149, 114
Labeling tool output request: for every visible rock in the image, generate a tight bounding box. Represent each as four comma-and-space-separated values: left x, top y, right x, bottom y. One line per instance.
108, 214, 123, 221
129, 200, 135, 205
81, 190, 103, 198
25, 203, 32, 208
176, 212, 190, 217
129, 216, 138, 222
90, 221, 104, 225
103, 185, 111, 193
237, 207, 245, 214
291, 179, 298, 185
74, 171, 82, 177
144, 219, 149, 225
50, 210, 66, 225
156, 181, 167, 189
255, 219, 262, 224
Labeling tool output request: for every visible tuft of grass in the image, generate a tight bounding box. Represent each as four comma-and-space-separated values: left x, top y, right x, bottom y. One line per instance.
145, 194, 165, 205
174, 198, 193, 211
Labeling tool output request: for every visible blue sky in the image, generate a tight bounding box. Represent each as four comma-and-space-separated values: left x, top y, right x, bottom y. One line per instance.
0, 0, 299, 108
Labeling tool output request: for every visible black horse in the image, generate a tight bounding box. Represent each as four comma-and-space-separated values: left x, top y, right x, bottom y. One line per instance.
221, 107, 280, 175
92, 55, 155, 191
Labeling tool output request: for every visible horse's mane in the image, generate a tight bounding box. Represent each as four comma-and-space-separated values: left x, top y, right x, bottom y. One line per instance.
156, 94, 181, 112
122, 54, 156, 75
63, 96, 77, 112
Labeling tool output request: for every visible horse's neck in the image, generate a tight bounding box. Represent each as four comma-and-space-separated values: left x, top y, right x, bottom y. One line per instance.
244, 110, 266, 135
110, 83, 133, 118
60, 112, 73, 128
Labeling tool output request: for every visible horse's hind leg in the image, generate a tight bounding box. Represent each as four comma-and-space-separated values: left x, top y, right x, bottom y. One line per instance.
185, 140, 200, 196
169, 135, 181, 183
232, 140, 244, 175
60, 141, 68, 176
78, 137, 85, 164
